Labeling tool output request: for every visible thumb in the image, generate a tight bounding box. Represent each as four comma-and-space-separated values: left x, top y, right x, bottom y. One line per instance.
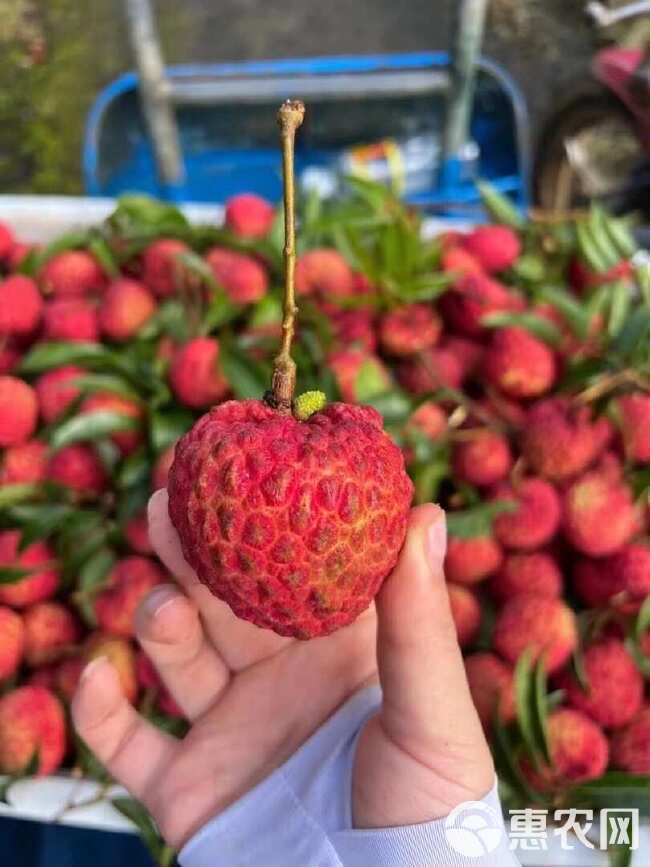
375, 504, 487, 758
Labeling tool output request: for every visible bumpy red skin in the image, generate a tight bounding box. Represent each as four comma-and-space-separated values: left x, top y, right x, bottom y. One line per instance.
0, 531, 59, 608
444, 535, 503, 586
464, 652, 515, 729
47, 444, 108, 496
452, 430, 512, 487
0, 223, 15, 260
328, 349, 391, 403
483, 327, 556, 399
447, 583, 481, 648
85, 633, 138, 703
35, 365, 84, 424
524, 709, 609, 790
492, 478, 561, 551
205, 247, 269, 303
98, 278, 156, 341
489, 551, 562, 601
555, 640, 643, 729
438, 273, 522, 337
81, 392, 142, 455
43, 298, 99, 342
0, 440, 48, 485
0, 275, 43, 336
225, 193, 275, 239
39, 250, 104, 297
396, 347, 463, 396
0, 607, 24, 681
521, 398, 612, 482
141, 238, 190, 298
379, 304, 442, 356
23, 602, 81, 667
94, 556, 165, 638
492, 593, 577, 673
0, 685, 66, 776
562, 470, 638, 557
295, 249, 356, 299
168, 401, 413, 639
169, 337, 229, 409
136, 651, 184, 717
0, 376, 38, 447
124, 512, 153, 555
613, 393, 650, 464
611, 706, 650, 773
331, 309, 377, 353
463, 226, 521, 274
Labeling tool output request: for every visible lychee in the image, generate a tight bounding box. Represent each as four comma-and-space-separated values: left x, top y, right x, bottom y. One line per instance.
452, 429, 513, 487
169, 337, 229, 409
23, 602, 81, 667
331, 308, 377, 353
464, 652, 515, 728
152, 444, 176, 490
492, 478, 561, 551
98, 278, 156, 341
0, 685, 66, 775
35, 365, 84, 423
7, 242, 35, 271
447, 583, 481, 648
124, 512, 153, 555
135, 651, 183, 717
39, 250, 104, 297
438, 273, 521, 337
612, 393, 650, 464
0, 440, 48, 485
492, 594, 577, 673
0, 376, 38, 446
43, 298, 99, 342
609, 543, 650, 599
93, 556, 165, 638
444, 533, 503, 585
378, 304, 442, 356
572, 557, 627, 610
524, 708, 608, 788
555, 640, 643, 729
295, 248, 356, 298
396, 347, 463, 396
205, 247, 269, 303
441, 245, 484, 279
568, 256, 633, 294
439, 336, 484, 381
47, 444, 107, 496
562, 470, 638, 556
0, 606, 24, 681
141, 238, 190, 298
81, 392, 142, 455
328, 349, 391, 403
225, 193, 275, 238
484, 327, 556, 399
611, 707, 650, 773
404, 401, 448, 443
0, 275, 43, 336
0, 531, 59, 608
168, 400, 413, 639
463, 225, 521, 274
0, 341, 21, 375
0, 222, 15, 261
490, 551, 562, 601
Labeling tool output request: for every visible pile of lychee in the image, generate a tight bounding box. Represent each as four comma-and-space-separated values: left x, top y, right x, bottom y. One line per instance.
0, 187, 648, 815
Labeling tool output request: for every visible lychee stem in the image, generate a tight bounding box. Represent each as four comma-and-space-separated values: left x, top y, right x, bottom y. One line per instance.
270, 99, 305, 413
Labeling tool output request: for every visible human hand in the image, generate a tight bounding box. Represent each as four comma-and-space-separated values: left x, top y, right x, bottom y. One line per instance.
72, 491, 494, 849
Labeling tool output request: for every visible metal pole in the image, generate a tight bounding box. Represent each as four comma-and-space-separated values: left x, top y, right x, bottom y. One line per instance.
440, 0, 489, 187
123, 0, 185, 194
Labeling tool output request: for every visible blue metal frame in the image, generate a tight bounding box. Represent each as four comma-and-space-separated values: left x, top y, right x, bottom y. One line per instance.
83, 51, 530, 211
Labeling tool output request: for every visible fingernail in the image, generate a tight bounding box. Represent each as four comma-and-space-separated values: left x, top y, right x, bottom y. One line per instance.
80, 655, 109, 682
140, 584, 181, 619
426, 508, 447, 569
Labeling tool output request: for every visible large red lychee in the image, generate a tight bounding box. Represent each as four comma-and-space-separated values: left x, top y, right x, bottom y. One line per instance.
135, 651, 183, 717
0, 685, 66, 775
396, 347, 463, 396
0, 440, 48, 485
489, 551, 562, 601
35, 365, 84, 423
39, 250, 104, 297
611, 706, 650, 773
98, 278, 156, 341
84, 633, 138, 703
378, 304, 442, 356
93, 556, 165, 637
295, 249, 356, 298
0, 376, 38, 446
438, 273, 521, 337
47, 444, 107, 496
484, 327, 556, 399
23, 602, 81, 667
444, 534, 503, 585
43, 298, 99, 342
141, 238, 190, 298
168, 401, 413, 638
447, 583, 481, 648
452, 429, 512, 487
169, 337, 229, 409
80, 392, 142, 454
463, 225, 521, 274
562, 470, 638, 556
493, 594, 577, 673
224, 193, 275, 238
205, 247, 269, 303
555, 640, 643, 729
521, 398, 612, 481
492, 478, 561, 551
0, 275, 43, 336
328, 349, 391, 403
612, 393, 650, 464
0, 606, 24, 681
464, 652, 515, 728
0, 531, 59, 608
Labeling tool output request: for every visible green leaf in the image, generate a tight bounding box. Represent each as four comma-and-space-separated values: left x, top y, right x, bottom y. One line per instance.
88, 235, 119, 278
51, 411, 139, 451
477, 181, 524, 229
608, 844, 633, 867
366, 390, 413, 424
568, 772, 650, 811
538, 286, 591, 339
219, 341, 269, 400
72, 373, 141, 402
201, 293, 240, 334
446, 500, 516, 539
31, 230, 92, 270
635, 595, 650, 643
74, 735, 110, 783
16, 504, 74, 550
354, 360, 391, 403
149, 410, 193, 453
481, 311, 563, 346
19, 341, 123, 376
76, 548, 115, 626
607, 281, 632, 337
412, 457, 449, 505
613, 305, 650, 359
515, 650, 549, 769
0, 483, 42, 509
0, 566, 33, 584
492, 717, 544, 805
115, 449, 152, 490
111, 797, 174, 866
